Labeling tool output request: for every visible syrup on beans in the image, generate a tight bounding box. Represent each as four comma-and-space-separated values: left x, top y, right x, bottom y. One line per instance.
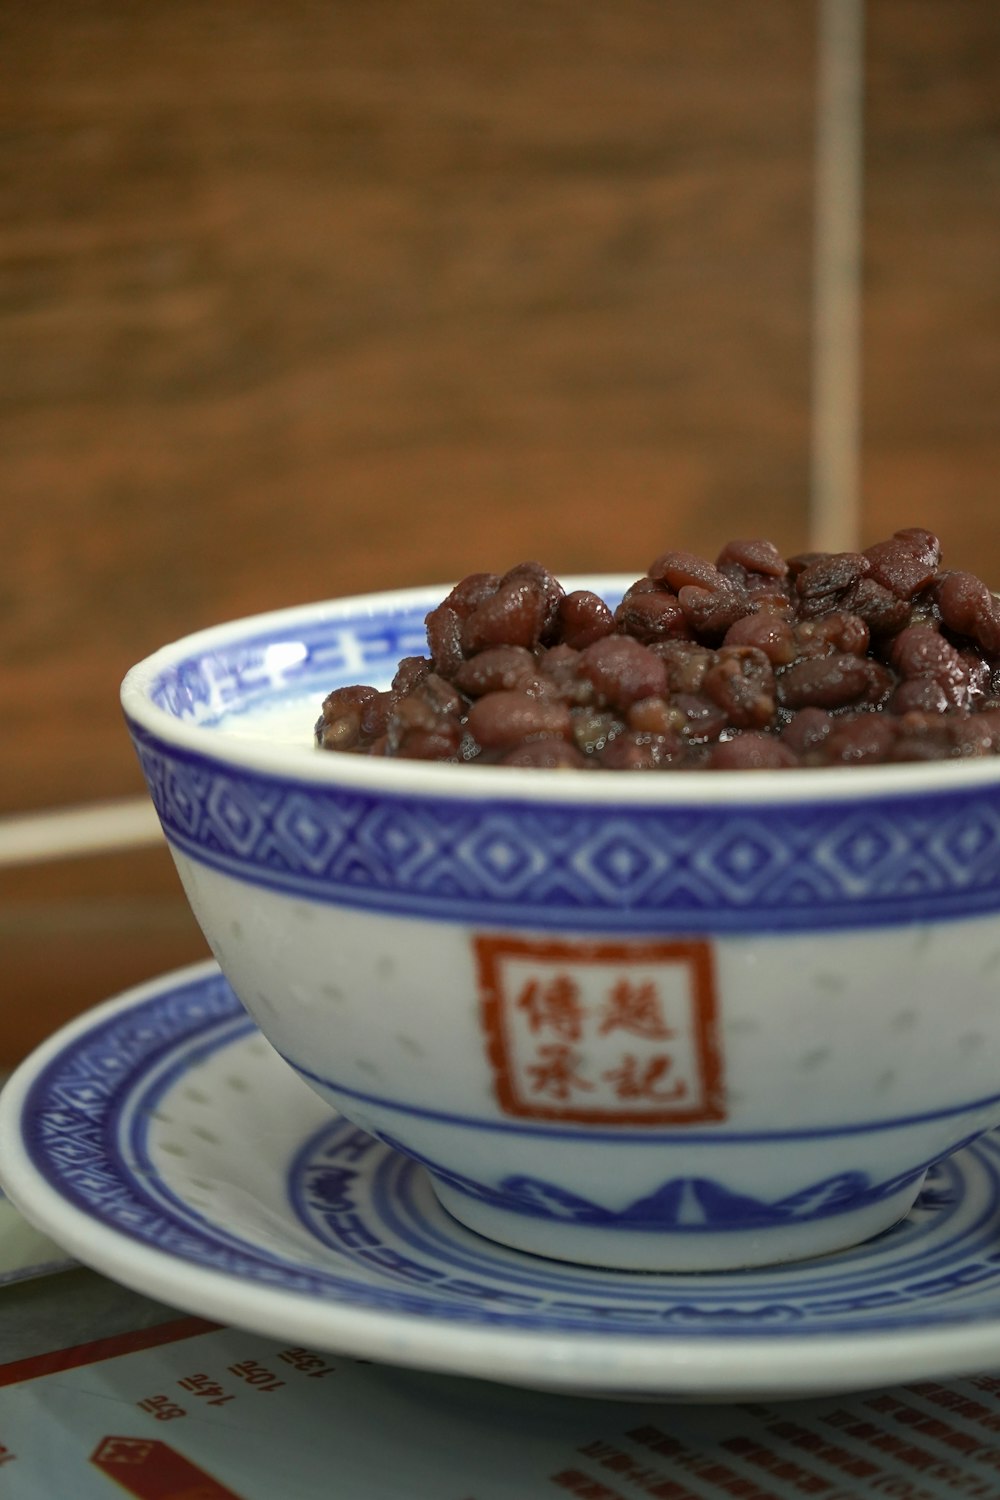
315, 531, 1000, 769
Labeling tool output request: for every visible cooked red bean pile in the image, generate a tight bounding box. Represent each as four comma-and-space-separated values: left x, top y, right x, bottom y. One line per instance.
315, 531, 1000, 769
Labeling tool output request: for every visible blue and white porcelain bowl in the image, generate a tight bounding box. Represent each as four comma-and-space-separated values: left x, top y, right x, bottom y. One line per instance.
121, 581, 1000, 1272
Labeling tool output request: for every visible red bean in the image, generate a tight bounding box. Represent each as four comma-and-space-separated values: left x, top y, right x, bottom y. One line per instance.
890, 678, 952, 716
599, 731, 680, 770
392, 723, 464, 760
650, 640, 717, 694
500, 740, 589, 769
391, 656, 432, 695
461, 577, 550, 655
895, 527, 941, 570
950, 711, 1000, 758
671, 693, 730, 744
465, 691, 572, 749
702, 647, 776, 729
648, 550, 721, 591
558, 590, 615, 649
936, 571, 1000, 652
502, 561, 564, 643
315, 685, 380, 751
360, 690, 397, 741
864, 534, 939, 599
842, 577, 911, 636
425, 604, 465, 677
786, 552, 824, 578
889, 625, 970, 706
620, 576, 661, 598
861, 660, 897, 708
415, 672, 463, 717
626, 696, 679, 737
387, 676, 465, 756
820, 714, 898, 766
937, 571, 990, 634
715, 538, 788, 578
677, 581, 748, 642
776, 653, 875, 711
442, 572, 502, 618
795, 553, 870, 607
578, 635, 669, 710
779, 707, 835, 758
614, 587, 689, 644
317, 531, 1000, 769
723, 613, 796, 665
572, 710, 627, 757
892, 733, 953, 763
739, 572, 796, 608
536, 645, 597, 707
958, 647, 991, 698
794, 611, 870, 658
708, 734, 797, 770
454, 646, 537, 697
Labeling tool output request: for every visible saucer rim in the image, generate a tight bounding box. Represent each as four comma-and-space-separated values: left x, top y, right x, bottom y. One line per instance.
4, 960, 1000, 1399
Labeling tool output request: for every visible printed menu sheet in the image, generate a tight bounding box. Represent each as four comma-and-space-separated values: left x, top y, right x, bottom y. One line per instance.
4, 1318, 1000, 1499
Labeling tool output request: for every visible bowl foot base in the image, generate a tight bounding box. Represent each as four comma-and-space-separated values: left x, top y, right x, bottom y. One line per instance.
429, 1172, 928, 1272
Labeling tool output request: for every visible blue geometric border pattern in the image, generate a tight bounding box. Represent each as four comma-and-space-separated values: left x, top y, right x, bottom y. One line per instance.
291, 1122, 995, 1331
360, 1132, 923, 1233
126, 721, 1000, 933
19, 970, 1000, 1339
148, 610, 431, 724
284, 1052, 1000, 1146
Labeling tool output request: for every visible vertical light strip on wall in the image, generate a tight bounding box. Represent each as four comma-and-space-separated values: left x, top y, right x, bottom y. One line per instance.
810, 0, 866, 553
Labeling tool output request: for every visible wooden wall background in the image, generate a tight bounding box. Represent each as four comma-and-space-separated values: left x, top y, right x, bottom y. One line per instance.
2, 0, 999, 1062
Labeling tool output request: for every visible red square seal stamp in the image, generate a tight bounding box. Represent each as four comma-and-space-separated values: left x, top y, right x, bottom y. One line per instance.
475, 935, 724, 1125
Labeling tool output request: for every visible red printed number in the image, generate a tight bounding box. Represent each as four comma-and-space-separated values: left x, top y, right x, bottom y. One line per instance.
178, 1373, 234, 1406
277, 1347, 338, 1378
227, 1360, 285, 1392
136, 1396, 185, 1422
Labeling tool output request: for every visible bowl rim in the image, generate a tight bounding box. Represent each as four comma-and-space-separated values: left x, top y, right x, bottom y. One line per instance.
120, 578, 1000, 806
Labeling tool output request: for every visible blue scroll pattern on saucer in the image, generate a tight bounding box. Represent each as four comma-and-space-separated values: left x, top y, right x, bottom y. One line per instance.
9, 967, 1000, 1347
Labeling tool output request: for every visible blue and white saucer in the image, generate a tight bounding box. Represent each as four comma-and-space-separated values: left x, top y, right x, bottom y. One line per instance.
4, 961, 1000, 1401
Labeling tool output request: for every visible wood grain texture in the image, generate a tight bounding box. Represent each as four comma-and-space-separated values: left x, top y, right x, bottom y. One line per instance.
0, 846, 208, 1065
862, 0, 1000, 560
5, 1, 999, 1057
1, 0, 815, 824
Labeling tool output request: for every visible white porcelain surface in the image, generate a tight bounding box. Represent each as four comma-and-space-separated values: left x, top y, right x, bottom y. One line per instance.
7, 965, 1000, 1400
118, 583, 1000, 1270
